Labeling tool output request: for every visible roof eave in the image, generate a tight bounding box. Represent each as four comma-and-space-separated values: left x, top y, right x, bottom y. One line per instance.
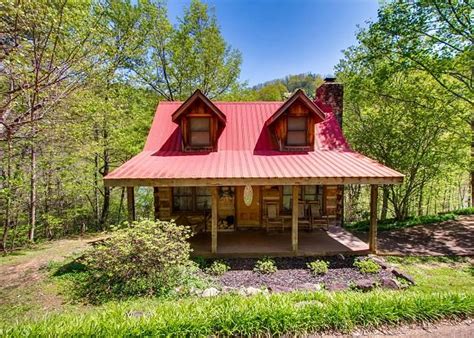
104, 176, 404, 187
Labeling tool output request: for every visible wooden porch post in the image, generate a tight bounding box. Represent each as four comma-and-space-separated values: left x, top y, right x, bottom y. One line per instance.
127, 186, 135, 223
153, 187, 159, 220
369, 184, 378, 253
292, 185, 299, 253
211, 187, 218, 254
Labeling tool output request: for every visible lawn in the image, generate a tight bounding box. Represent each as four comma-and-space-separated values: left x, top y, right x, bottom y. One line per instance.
1, 254, 472, 336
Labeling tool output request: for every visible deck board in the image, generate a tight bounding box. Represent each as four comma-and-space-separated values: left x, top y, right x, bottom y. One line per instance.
189, 226, 369, 257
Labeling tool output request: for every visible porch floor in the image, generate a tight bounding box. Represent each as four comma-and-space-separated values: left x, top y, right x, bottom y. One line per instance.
189, 226, 369, 257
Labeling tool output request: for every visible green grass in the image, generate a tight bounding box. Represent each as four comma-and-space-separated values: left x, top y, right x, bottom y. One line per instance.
345, 213, 458, 232
451, 207, 474, 215
1, 256, 473, 336
0, 232, 103, 265
1, 290, 471, 336
386, 256, 474, 293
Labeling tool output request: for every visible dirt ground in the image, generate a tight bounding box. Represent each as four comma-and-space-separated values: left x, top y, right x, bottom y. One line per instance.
0, 235, 105, 323
358, 215, 474, 256
0, 236, 102, 289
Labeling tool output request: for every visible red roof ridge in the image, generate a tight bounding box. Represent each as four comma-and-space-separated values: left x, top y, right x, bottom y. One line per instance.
159, 101, 285, 104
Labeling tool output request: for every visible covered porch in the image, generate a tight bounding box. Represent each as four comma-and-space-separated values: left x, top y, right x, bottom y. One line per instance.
189, 226, 369, 257
124, 183, 381, 257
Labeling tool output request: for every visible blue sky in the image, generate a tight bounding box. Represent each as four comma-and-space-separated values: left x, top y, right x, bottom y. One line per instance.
168, 0, 379, 86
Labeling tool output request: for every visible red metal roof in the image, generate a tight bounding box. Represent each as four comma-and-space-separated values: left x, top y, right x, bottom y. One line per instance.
104, 100, 404, 186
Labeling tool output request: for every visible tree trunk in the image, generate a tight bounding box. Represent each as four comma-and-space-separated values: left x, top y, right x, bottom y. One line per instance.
99, 144, 110, 227
44, 169, 52, 239
380, 186, 389, 220
28, 137, 37, 242
117, 187, 125, 223
99, 185, 110, 227
417, 187, 424, 216
442, 187, 448, 212
1, 133, 12, 252
345, 185, 361, 222
93, 150, 100, 227
426, 183, 433, 215
393, 198, 408, 221
471, 119, 474, 206
10, 218, 18, 251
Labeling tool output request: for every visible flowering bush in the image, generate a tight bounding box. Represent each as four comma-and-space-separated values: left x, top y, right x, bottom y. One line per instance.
80, 219, 201, 302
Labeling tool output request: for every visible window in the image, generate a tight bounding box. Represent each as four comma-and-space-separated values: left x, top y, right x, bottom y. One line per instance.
287, 117, 307, 146
282, 185, 323, 212
189, 118, 210, 146
173, 187, 211, 212
195, 187, 211, 210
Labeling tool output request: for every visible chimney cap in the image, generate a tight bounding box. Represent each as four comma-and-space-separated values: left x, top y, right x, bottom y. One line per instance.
324, 77, 337, 83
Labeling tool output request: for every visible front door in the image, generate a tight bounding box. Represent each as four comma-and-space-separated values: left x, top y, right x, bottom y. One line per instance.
236, 186, 261, 227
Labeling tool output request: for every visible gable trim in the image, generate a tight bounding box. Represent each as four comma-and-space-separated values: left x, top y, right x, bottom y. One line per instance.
265, 89, 326, 127
171, 89, 226, 124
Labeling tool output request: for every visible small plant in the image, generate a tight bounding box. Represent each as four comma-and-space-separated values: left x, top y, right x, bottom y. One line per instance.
253, 257, 277, 274
354, 258, 381, 274
192, 256, 207, 269
205, 260, 230, 276
307, 260, 329, 275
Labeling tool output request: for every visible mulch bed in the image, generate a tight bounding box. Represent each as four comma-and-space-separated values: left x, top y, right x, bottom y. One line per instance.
212, 256, 398, 292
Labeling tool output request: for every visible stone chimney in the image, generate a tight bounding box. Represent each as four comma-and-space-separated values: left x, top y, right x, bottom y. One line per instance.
315, 77, 343, 128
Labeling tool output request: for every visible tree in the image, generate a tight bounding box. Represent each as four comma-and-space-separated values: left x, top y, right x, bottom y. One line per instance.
254, 83, 288, 101
355, 0, 473, 205
129, 0, 242, 100
0, 0, 98, 246
336, 0, 471, 220
252, 73, 323, 100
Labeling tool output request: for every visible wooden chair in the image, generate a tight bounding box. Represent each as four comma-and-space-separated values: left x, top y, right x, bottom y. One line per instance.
298, 202, 312, 231
309, 202, 329, 231
264, 202, 284, 231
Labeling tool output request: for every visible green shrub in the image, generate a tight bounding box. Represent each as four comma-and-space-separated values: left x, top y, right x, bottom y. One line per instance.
192, 256, 207, 269
307, 260, 329, 275
253, 257, 277, 274
354, 258, 380, 274
77, 219, 206, 303
452, 207, 474, 215
345, 213, 457, 232
205, 260, 230, 276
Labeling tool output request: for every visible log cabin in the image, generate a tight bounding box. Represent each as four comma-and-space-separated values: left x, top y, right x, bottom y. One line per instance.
104, 79, 404, 257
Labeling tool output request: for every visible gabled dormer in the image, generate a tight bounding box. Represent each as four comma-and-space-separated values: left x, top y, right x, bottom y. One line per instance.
172, 89, 226, 152
266, 89, 325, 151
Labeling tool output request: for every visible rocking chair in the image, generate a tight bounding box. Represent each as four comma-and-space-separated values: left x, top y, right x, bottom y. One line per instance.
264, 202, 284, 231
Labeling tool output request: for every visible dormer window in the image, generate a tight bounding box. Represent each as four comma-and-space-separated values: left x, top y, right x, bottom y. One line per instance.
265, 89, 325, 151
171, 89, 226, 152
287, 117, 307, 146
190, 117, 211, 146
